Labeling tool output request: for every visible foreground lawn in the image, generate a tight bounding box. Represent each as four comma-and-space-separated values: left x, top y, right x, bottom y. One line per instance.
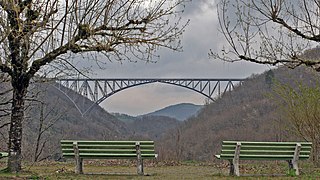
0, 160, 320, 179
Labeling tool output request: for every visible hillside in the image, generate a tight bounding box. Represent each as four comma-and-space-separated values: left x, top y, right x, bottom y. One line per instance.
144, 103, 203, 121
0, 80, 133, 161
112, 113, 137, 123
0, 78, 187, 161
126, 115, 181, 140
157, 66, 319, 161
112, 112, 181, 140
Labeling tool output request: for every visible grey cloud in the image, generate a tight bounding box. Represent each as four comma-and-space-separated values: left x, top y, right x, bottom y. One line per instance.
83, 0, 269, 115
180, 0, 216, 16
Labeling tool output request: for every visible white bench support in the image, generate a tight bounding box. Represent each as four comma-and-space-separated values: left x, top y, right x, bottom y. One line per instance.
136, 142, 144, 175
229, 142, 241, 176
216, 141, 311, 176
288, 143, 301, 176
73, 142, 83, 174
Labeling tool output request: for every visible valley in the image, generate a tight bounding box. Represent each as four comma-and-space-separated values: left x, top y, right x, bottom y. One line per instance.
0, 66, 318, 163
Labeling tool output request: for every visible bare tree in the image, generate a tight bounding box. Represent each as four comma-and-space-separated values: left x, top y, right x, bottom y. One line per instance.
212, 0, 320, 71
0, 0, 188, 172
31, 100, 64, 162
272, 80, 320, 165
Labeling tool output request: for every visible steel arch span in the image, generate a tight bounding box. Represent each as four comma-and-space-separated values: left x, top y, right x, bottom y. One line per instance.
55, 78, 245, 116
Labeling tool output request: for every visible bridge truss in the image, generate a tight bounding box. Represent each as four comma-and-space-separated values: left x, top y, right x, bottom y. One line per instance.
55, 78, 245, 116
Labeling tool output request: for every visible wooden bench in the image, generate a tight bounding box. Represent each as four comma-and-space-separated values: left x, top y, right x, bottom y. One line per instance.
60, 140, 158, 175
215, 141, 312, 176
0, 152, 8, 159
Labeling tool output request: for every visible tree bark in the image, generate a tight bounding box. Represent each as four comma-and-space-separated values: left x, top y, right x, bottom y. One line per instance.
7, 77, 29, 172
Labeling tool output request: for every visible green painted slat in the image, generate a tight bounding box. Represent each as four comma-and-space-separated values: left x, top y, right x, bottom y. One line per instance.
0, 152, 8, 158
61, 148, 155, 151
63, 153, 157, 159
219, 154, 310, 160
221, 147, 311, 154
64, 153, 157, 156
61, 145, 155, 150
222, 140, 312, 144
221, 150, 310, 154
62, 149, 155, 154
222, 145, 311, 148
220, 142, 312, 151
216, 141, 312, 161
221, 146, 307, 149
61, 140, 154, 146
60, 140, 157, 160
61, 148, 155, 152
222, 141, 312, 146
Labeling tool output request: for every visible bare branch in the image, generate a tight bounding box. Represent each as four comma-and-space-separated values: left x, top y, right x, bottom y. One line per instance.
213, 0, 320, 71
0, 122, 10, 129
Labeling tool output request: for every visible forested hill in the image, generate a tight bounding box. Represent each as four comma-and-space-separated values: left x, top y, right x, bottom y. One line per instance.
0, 79, 184, 161
157, 66, 319, 161
0, 80, 132, 161
144, 103, 203, 121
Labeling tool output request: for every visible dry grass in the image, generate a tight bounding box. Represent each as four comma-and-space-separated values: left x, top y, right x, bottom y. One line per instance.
0, 159, 320, 179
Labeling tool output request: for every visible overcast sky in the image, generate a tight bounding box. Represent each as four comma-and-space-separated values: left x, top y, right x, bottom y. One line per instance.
91, 0, 270, 116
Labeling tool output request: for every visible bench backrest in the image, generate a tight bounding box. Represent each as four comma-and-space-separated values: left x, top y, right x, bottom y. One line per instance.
61, 140, 157, 159
218, 141, 312, 160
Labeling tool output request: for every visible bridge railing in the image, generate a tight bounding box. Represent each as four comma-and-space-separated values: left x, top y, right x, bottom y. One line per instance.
55, 78, 246, 116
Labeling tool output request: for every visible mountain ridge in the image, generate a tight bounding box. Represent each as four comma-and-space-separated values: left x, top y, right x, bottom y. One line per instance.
142, 103, 203, 121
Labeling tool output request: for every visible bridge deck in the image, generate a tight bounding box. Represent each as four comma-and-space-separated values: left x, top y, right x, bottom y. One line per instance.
55, 78, 245, 116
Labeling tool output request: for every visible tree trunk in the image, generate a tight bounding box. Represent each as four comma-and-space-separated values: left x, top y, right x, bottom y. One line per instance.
7, 80, 28, 172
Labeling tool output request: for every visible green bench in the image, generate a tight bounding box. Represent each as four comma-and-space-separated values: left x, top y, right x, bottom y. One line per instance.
61, 140, 158, 175
0, 152, 8, 159
215, 141, 312, 176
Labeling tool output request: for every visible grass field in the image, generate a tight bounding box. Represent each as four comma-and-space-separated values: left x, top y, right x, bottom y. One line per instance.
0, 160, 320, 179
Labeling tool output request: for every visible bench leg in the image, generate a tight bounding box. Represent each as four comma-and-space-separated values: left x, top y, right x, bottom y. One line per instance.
288, 143, 301, 176
288, 160, 299, 176
137, 159, 144, 175
230, 142, 241, 176
228, 160, 240, 176
229, 160, 235, 175
136, 142, 144, 175
75, 157, 83, 174
73, 142, 83, 174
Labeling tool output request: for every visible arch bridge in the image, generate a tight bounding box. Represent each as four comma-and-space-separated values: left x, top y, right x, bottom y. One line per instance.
55, 78, 245, 116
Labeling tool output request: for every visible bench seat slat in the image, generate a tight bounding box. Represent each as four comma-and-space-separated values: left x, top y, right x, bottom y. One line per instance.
221, 150, 311, 155
222, 146, 311, 151
63, 153, 157, 159
61, 140, 154, 145
222, 144, 312, 147
62, 152, 156, 155
218, 154, 310, 160
61, 145, 155, 150
61, 140, 157, 159
222, 141, 312, 145
62, 149, 155, 153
